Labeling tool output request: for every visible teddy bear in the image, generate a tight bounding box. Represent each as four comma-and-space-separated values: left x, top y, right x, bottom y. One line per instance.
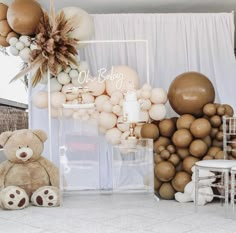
174, 166, 216, 205
0, 129, 60, 210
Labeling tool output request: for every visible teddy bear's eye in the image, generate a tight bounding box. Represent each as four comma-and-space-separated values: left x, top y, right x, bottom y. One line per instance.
18, 146, 21, 149
27, 145, 29, 148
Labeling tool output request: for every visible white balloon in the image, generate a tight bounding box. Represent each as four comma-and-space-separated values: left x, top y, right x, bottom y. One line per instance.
86, 77, 105, 96
150, 88, 168, 104
9, 37, 18, 46
95, 95, 109, 112
112, 105, 122, 116
50, 78, 62, 92
142, 83, 152, 91
105, 128, 122, 145
57, 72, 70, 85
15, 41, 24, 50
99, 112, 117, 130
140, 90, 151, 99
69, 69, 79, 79
19, 47, 31, 62
149, 104, 167, 121
139, 99, 152, 111
64, 66, 71, 74
10, 46, 19, 56
19, 35, 31, 47
30, 43, 38, 50
110, 91, 123, 105
32, 91, 48, 109
82, 93, 94, 103
59, 7, 94, 48
51, 92, 66, 108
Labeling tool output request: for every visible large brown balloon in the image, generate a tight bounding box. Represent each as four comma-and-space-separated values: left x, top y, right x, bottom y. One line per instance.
172, 129, 193, 148
141, 123, 159, 140
190, 118, 211, 138
176, 114, 195, 129
182, 156, 199, 174
7, 0, 43, 35
159, 119, 176, 137
154, 161, 175, 182
171, 171, 191, 192
0, 3, 8, 21
189, 139, 208, 158
168, 72, 215, 116
159, 183, 175, 200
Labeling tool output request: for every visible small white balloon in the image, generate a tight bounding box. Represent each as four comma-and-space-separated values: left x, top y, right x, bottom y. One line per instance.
19, 35, 31, 47
10, 46, 19, 56
62, 84, 78, 101
150, 88, 168, 104
15, 41, 24, 50
139, 99, 152, 111
19, 47, 31, 62
110, 91, 123, 105
71, 77, 80, 86
142, 83, 152, 91
57, 72, 70, 85
117, 116, 129, 132
140, 89, 151, 99
30, 43, 38, 50
9, 37, 18, 46
149, 104, 167, 121
86, 78, 105, 96
69, 69, 79, 79
64, 66, 71, 74
105, 128, 122, 145
82, 93, 94, 103
112, 105, 122, 116
50, 78, 62, 92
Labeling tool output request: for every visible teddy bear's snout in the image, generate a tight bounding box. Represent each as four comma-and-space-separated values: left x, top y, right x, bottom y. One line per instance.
16, 147, 33, 161
20, 152, 27, 158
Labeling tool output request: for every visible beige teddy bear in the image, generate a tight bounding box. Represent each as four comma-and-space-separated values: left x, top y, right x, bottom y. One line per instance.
0, 129, 60, 210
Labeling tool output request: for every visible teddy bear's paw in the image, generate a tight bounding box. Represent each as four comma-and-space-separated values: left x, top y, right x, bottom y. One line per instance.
31, 186, 60, 207
0, 186, 29, 210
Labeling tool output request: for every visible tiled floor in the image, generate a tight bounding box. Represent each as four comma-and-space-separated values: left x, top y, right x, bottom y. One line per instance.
0, 193, 235, 233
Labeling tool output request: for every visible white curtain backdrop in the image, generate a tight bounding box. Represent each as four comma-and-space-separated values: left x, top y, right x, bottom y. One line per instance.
80, 13, 236, 110
31, 13, 236, 189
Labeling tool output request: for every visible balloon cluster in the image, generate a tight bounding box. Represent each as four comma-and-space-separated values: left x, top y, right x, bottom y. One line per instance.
32, 65, 169, 145
0, 0, 95, 86
141, 72, 235, 200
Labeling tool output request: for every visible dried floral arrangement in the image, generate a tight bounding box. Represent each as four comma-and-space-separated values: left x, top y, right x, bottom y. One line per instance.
0, 0, 94, 86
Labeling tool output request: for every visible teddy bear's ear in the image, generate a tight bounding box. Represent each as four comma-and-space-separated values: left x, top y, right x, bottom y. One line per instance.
32, 129, 47, 143
0, 131, 13, 146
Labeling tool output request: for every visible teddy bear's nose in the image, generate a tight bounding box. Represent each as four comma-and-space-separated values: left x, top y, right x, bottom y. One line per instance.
20, 152, 27, 158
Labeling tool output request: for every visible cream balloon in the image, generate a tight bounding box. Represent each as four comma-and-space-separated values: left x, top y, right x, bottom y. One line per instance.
105, 66, 139, 96
139, 99, 152, 111
110, 91, 123, 105
19, 47, 31, 62
51, 92, 66, 108
112, 105, 122, 116
149, 104, 167, 121
99, 112, 117, 130
86, 78, 105, 96
142, 83, 152, 91
82, 93, 95, 103
117, 116, 130, 132
61, 84, 78, 101
103, 100, 113, 113
59, 7, 94, 48
150, 88, 168, 104
57, 72, 70, 85
105, 128, 122, 145
140, 90, 151, 99
32, 91, 48, 109
95, 95, 110, 112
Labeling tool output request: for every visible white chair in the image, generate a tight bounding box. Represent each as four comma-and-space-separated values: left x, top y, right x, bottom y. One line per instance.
194, 160, 236, 215
231, 166, 236, 212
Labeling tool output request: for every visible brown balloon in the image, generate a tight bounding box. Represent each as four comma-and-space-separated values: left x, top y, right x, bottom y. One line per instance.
159, 119, 176, 137
168, 153, 180, 166
190, 118, 211, 138
207, 146, 221, 157
171, 171, 191, 192
154, 177, 162, 191
167, 144, 176, 154
0, 3, 8, 21
203, 103, 216, 117
154, 137, 171, 153
160, 149, 171, 160
176, 114, 195, 129
216, 131, 223, 141
177, 148, 190, 159
210, 127, 219, 138
0, 20, 12, 37
7, 0, 43, 35
141, 123, 159, 140
203, 155, 214, 160
168, 72, 215, 116
223, 104, 234, 117
212, 139, 223, 148
159, 183, 176, 200
154, 161, 176, 182
154, 154, 163, 164
0, 35, 9, 46
203, 136, 212, 147
182, 156, 200, 174
215, 151, 224, 160
189, 139, 208, 158
172, 129, 193, 148
217, 106, 226, 116
210, 115, 222, 128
